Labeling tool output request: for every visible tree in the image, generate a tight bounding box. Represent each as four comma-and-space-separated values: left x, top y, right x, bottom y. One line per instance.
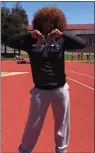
1, 6, 10, 33
1, 2, 28, 44
11, 2, 28, 31
1, 6, 11, 54
1, 2, 28, 55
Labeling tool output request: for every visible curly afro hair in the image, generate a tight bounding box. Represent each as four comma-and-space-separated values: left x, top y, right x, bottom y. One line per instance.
32, 6, 67, 33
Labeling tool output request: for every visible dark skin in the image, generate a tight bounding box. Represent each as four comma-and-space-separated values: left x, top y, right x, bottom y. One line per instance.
31, 19, 63, 45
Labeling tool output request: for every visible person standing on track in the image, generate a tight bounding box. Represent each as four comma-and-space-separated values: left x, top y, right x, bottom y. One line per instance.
81, 52, 84, 61
5, 6, 86, 153
88, 53, 91, 63
78, 52, 80, 60
87, 54, 89, 61
71, 52, 74, 60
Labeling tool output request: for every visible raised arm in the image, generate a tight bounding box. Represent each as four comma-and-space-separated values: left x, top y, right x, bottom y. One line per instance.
5, 32, 37, 51
62, 32, 86, 50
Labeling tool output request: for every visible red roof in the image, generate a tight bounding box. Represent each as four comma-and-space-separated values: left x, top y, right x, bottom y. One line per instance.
67, 24, 94, 30
28, 25, 33, 31
27, 24, 94, 31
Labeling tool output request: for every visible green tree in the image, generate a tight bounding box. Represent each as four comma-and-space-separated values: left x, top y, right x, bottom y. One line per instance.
1, 2, 28, 44
1, 6, 11, 54
11, 2, 28, 33
1, 2, 28, 55
1, 2, 28, 53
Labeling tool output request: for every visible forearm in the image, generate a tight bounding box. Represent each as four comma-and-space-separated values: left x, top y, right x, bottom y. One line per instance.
5, 32, 34, 50
62, 32, 86, 50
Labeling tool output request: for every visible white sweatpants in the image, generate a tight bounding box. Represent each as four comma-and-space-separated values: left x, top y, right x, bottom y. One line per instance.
18, 82, 70, 153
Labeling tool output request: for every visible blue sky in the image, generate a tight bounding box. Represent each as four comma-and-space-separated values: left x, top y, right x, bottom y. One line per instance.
3, 1, 94, 25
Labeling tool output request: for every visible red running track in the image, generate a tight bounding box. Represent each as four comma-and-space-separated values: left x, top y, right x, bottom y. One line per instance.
1, 61, 94, 153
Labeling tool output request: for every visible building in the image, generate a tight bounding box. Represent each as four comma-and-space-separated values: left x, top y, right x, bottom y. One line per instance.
28, 24, 94, 53
2, 24, 94, 57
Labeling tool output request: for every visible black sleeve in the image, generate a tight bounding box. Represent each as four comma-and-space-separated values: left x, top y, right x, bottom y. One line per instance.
5, 32, 37, 51
62, 32, 86, 50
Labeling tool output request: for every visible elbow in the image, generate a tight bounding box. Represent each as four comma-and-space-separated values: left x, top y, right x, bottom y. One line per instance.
81, 42, 86, 49
5, 38, 12, 47
79, 40, 87, 49
5, 41, 10, 47
5, 38, 15, 48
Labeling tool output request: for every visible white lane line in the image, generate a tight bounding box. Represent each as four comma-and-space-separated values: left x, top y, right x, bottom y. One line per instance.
1, 72, 29, 77
67, 77, 94, 91
66, 69, 94, 79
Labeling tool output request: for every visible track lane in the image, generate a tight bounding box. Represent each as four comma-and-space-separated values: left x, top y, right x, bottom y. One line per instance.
2, 73, 94, 153
66, 71, 94, 89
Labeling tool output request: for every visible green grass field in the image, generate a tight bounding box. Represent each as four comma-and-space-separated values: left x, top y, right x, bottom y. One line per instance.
64, 54, 94, 60
20, 53, 94, 60
1, 53, 94, 62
